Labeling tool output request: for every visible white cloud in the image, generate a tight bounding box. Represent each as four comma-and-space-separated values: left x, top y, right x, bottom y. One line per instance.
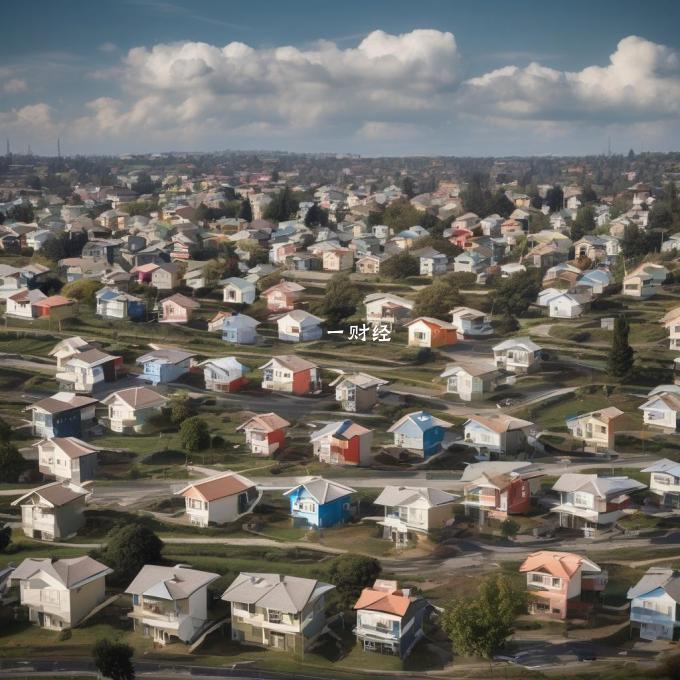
3, 78, 27, 93
98, 41, 118, 53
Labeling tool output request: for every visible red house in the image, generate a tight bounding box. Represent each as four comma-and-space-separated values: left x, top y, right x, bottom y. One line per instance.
259, 355, 321, 395
236, 412, 290, 456
449, 227, 474, 249
32, 295, 77, 320
310, 419, 373, 466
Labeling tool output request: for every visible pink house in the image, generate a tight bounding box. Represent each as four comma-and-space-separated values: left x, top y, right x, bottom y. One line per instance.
449, 228, 474, 249
159, 293, 200, 324
131, 263, 158, 284
262, 281, 305, 312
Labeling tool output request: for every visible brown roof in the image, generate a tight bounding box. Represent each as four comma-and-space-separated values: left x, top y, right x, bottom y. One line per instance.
237, 412, 290, 433
41, 437, 99, 459
102, 386, 167, 409
354, 586, 412, 616
161, 293, 200, 309
178, 471, 254, 502
30, 394, 98, 415
260, 355, 317, 373
34, 295, 74, 308
467, 414, 533, 433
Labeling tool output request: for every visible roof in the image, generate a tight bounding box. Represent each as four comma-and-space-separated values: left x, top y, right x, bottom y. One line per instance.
552, 474, 646, 498
67, 348, 118, 367
405, 316, 456, 330
221, 572, 335, 614
328, 372, 389, 389
460, 461, 541, 483
12, 481, 89, 508
223, 313, 260, 329
38, 437, 99, 459
137, 347, 195, 365
263, 281, 305, 295
627, 568, 680, 601
49, 336, 91, 356
642, 458, 680, 478
7, 288, 46, 304
278, 309, 324, 325
493, 336, 542, 353
177, 471, 255, 502
259, 355, 317, 372
465, 413, 533, 434
161, 293, 200, 309
310, 419, 371, 443
566, 407, 624, 425
284, 476, 356, 504
237, 412, 290, 433
11, 556, 111, 589
519, 551, 601, 580
34, 295, 74, 308
373, 486, 458, 508
440, 359, 498, 378
222, 277, 255, 291
640, 391, 680, 412
198, 357, 248, 373
354, 583, 415, 617
388, 411, 452, 434
101, 386, 167, 409
125, 565, 219, 600
29, 392, 98, 415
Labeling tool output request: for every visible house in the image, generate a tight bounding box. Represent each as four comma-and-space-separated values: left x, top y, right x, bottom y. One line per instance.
364, 293, 414, 328
388, 411, 451, 458
176, 471, 260, 527
56, 348, 121, 393
10, 556, 112, 630
642, 459, 680, 510
627, 568, 680, 641
208, 310, 231, 333
222, 277, 256, 305
310, 420, 373, 466
222, 313, 261, 345
661, 307, 680, 350
37, 437, 99, 484
236, 412, 290, 456
159, 293, 200, 324
493, 337, 542, 374
125, 564, 220, 645
12, 481, 90, 541
578, 269, 613, 295
329, 372, 388, 412
277, 310, 324, 342
95, 287, 145, 320
548, 292, 584, 319
639, 390, 680, 431
449, 306, 493, 337
32, 295, 77, 321
356, 254, 385, 275
453, 250, 489, 274
151, 262, 182, 290
222, 572, 335, 653
411, 247, 448, 276
259, 355, 321, 395
373, 486, 458, 545
322, 248, 354, 272
405, 317, 457, 348
29, 392, 98, 438
662, 233, 680, 253
262, 281, 305, 312
5, 287, 47, 318
199, 357, 248, 392
551, 474, 646, 531
520, 551, 607, 620
440, 360, 502, 401
284, 477, 356, 527
136, 347, 195, 384
48, 336, 94, 369
101, 386, 168, 433
463, 414, 533, 457
462, 461, 544, 520
623, 263, 669, 299
565, 407, 624, 450
353, 579, 427, 659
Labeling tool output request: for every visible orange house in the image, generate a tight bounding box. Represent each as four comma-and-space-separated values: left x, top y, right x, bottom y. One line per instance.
32, 295, 77, 320
262, 281, 305, 312
405, 317, 458, 349
259, 355, 322, 395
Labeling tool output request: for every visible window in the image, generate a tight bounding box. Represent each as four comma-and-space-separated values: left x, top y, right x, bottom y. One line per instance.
552, 578, 561, 588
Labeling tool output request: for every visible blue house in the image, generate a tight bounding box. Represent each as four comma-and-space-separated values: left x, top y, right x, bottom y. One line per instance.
284, 477, 356, 528
387, 411, 452, 458
222, 313, 261, 345
96, 287, 146, 321
28, 392, 99, 438
136, 347, 195, 385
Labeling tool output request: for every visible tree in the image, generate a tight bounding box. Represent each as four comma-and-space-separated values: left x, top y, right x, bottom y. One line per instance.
381, 251, 419, 280
494, 313, 519, 335
412, 234, 461, 259
0, 523, 11, 552
92, 639, 135, 680
320, 273, 360, 326
0, 442, 28, 483
500, 519, 520, 540
607, 316, 634, 379
104, 523, 163, 583
401, 176, 415, 199
413, 278, 463, 320
180, 417, 211, 453
441, 574, 525, 659
491, 270, 541, 317
7, 203, 34, 223
169, 397, 196, 425
61, 279, 102, 305
570, 205, 595, 241
545, 185, 564, 213
238, 198, 253, 222
264, 186, 297, 222
324, 554, 381, 608
304, 203, 328, 228
131, 171, 156, 195
382, 199, 423, 231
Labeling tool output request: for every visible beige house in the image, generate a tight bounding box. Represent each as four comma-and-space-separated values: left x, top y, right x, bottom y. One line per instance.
661, 307, 680, 350
565, 407, 624, 450
101, 386, 168, 433
177, 471, 260, 527
329, 372, 388, 412
322, 248, 354, 272
12, 481, 90, 541
440, 360, 502, 401
11, 556, 112, 630
48, 336, 96, 370
222, 572, 335, 653
125, 564, 220, 645
623, 263, 669, 299
37, 437, 99, 484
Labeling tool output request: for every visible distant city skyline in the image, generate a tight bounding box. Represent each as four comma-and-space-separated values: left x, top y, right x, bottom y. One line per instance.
1, 0, 680, 156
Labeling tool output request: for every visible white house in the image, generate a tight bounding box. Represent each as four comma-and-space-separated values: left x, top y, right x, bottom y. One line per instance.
661, 307, 680, 351
463, 414, 533, 456
222, 277, 257, 305
364, 293, 414, 328
276, 310, 324, 342
101, 386, 168, 433
627, 568, 680, 641
642, 459, 680, 510
493, 337, 542, 374
11, 556, 112, 630
177, 471, 260, 527
440, 360, 501, 401
37, 437, 99, 485
5, 288, 46, 318
548, 292, 584, 319
449, 306, 493, 337
125, 564, 220, 645
623, 263, 669, 299
639, 391, 680, 431
199, 357, 249, 392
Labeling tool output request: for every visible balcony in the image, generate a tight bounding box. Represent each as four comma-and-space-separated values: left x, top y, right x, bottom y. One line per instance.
630, 607, 676, 625
355, 624, 400, 642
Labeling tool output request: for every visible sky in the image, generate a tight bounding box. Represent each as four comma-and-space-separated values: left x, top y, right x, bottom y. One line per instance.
1, 0, 680, 157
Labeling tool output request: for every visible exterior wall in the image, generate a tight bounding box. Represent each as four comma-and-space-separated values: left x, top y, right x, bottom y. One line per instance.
69, 577, 106, 626
223, 326, 258, 345
643, 405, 677, 430
630, 591, 678, 640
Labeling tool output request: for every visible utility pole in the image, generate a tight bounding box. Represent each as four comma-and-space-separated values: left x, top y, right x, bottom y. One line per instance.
57, 137, 61, 159
5, 138, 9, 157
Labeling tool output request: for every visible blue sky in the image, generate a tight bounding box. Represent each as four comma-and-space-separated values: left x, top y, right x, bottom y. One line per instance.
2, 0, 680, 156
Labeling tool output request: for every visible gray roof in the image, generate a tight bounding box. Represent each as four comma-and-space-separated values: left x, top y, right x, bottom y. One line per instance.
460, 461, 540, 482
283, 477, 355, 504
373, 486, 458, 508
137, 348, 195, 365
643, 458, 680, 477
11, 556, 111, 589
627, 568, 680, 601
552, 474, 646, 498
125, 565, 219, 600
222, 572, 334, 614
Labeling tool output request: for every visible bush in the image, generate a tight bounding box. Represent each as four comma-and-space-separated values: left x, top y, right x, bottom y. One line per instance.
58, 629, 72, 641
180, 417, 211, 453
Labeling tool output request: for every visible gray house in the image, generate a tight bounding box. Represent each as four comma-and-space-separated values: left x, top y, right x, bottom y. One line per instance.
222, 313, 261, 345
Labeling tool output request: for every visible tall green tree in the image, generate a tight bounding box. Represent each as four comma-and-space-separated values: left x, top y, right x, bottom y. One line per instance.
92, 639, 135, 680
402, 176, 416, 199
264, 186, 297, 222
413, 278, 464, 320
103, 524, 163, 584
324, 554, 381, 608
607, 316, 634, 379
491, 270, 541, 317
381, 251, 419, 280
304, 203, 328, 227
180, 417, 211, 453
441, 574, 525, 659
320, 273, 361, 326
0, 442, 28, 483
570, 205, 596, 241
238, 198, 253, 222
545, 185, 564, 213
